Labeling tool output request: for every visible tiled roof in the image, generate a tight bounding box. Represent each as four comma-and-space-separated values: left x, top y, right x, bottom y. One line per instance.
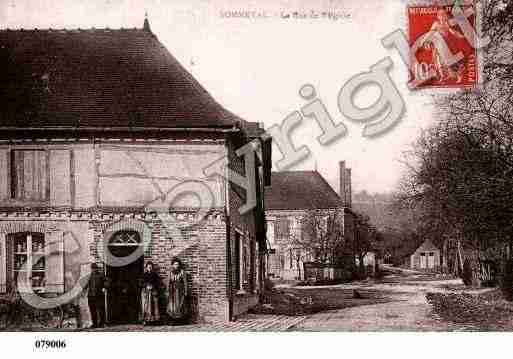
415, 239, 439, 253
0, 27, 241, 131
265, 171, 343, 211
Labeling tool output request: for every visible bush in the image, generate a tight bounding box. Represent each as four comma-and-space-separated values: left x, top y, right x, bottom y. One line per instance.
426, 292, 513, 330
374, 268, 385, 279
391, 257, 405, 267
499, 259, 513, 301
263, 278, 275, 293
0, 294, 72, 329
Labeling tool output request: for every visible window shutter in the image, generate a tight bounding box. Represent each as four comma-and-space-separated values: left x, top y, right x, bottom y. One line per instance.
5, 235, 13, 293
45, 232, 65, 293
49, 150, 71, 206
13, 150, 23, 199
10, 150, 48, 200
233, 232, 241, 291
0, 150, 8, 200
242, 238, 248, 285
275, 218, 290, 238
262, 137, 272, 186
0, 233, 6, 293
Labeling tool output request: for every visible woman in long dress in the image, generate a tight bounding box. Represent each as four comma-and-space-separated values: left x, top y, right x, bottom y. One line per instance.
140, 261, 160, 325
167, 258, 188, 324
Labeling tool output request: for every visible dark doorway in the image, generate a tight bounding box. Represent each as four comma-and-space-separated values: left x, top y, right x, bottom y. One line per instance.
106, 231, 144, 325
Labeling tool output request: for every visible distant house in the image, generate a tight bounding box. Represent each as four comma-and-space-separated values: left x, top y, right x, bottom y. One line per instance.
410, 239, 440, 271
264, 162, 356, 281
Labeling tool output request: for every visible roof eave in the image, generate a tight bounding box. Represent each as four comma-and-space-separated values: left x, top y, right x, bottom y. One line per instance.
265, 206, 344, 212
0, 126, 240, 133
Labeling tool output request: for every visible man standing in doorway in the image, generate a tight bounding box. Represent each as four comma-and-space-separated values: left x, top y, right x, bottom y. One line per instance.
86, 263, 107, 328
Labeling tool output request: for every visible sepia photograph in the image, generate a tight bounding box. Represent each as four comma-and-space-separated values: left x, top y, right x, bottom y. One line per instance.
0, 0, 512, 356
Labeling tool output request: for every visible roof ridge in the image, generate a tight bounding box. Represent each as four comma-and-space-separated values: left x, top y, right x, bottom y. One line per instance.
0, 27, 145, 33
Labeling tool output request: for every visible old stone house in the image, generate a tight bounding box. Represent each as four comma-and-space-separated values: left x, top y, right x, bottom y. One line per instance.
264, 162, 356, 281
410, 239, 441, 271
0, 19, 271, 323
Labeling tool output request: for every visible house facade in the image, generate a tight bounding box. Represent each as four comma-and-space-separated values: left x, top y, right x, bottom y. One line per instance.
264, 163, 356, 281
0, 20, 271, 323
410, 239, 441, 271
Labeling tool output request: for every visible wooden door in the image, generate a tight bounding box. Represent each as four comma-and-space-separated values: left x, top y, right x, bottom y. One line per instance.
428, 252, 435, 268
420, 253, 427, 269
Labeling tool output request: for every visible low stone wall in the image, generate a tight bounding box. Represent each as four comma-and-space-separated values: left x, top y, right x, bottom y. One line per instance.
303, 263, 352, 283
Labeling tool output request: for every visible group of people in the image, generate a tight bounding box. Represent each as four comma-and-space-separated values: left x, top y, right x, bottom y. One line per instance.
86, 258, 188, 328
139, 258, 188, 325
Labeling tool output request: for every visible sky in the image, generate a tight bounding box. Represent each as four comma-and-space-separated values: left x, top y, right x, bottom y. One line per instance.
1, 0, 436, 194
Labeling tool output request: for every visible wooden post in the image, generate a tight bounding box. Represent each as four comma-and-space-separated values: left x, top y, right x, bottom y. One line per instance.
442, 237, 448, 274
457, 239, 464, 274
104, 264, 109, 324
457, 238, 463, 275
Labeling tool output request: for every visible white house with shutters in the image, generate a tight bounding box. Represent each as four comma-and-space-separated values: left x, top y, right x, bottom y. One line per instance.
410, 239, 441, 271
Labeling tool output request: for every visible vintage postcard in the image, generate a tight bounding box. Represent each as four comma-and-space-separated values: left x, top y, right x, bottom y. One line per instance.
0, 0, 511, 356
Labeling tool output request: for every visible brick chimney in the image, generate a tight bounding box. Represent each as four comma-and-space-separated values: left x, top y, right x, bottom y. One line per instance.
339, 161, 346, 204
339, 160, 352, 208
345, 168, 352, 208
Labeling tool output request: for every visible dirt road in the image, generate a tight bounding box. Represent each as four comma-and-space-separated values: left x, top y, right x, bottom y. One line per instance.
292, 267, 471, 331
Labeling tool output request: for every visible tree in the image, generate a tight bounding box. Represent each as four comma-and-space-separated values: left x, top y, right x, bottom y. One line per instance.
292, 210, 346, 266
354, 213, 382, 275
396, 123, 513, 280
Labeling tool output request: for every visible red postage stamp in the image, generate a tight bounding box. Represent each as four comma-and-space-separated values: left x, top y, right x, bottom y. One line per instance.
408, 2, 478, 89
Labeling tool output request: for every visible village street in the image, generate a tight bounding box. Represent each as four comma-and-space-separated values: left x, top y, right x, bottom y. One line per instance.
290, 267, 471, 331
89, 266, 487, 332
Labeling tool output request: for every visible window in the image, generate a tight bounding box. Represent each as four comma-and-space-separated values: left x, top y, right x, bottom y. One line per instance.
9, 232, 46, 292
1, 231, 64, 294
249, 239, 256, 293
274, 218, 290, 238
234, 232, 241, 291
300, 219, 309, 241
242, 240, 248, 285
10, 150, 49, 201
295, 249, 302, 264
232, 231, 252, 292
109, 230, 141, 245
429, 252, 434, 256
